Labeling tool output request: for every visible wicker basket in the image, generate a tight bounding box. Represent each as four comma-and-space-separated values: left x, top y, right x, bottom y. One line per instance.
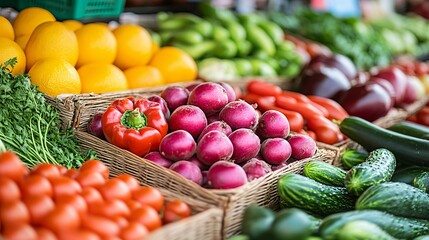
75, 131, 338, 238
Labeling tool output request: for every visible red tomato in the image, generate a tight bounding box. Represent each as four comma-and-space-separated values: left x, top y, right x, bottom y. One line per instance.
120, 222, 149, 240
19, 174, 53, 198
132, 186, 164, 212
81, 214, 120, 238
81, 187, 104, 206
98, 178, 131, 201
90, 199, 130, 219
64, 168, 79, 179
34, 227, 57, 240
124, 199, 143, 211
42, 204, 80, 233
0, 201, 30, 228
2, 224, 37, 240
79, 160, 109, 179
163, 200, 191, 224
56, 165, 68, 175
57, 229, 101, 240
55, 194, 88, 218
0, 150, 28, 181
113, 216, 129, 230
314, 125, 342, 145
24, 195, 55, 224
0, 177, 21, 203
115, 174, 140, 193
75, 171, 106, 188
129, 205, 162, 231
247, 80, 282, 96
31, 163, 61, 178
49, 176, 82, 198
417, 107, 429, 126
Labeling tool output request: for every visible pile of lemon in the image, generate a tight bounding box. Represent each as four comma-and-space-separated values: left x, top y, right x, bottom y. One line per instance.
0, 7, 198, 96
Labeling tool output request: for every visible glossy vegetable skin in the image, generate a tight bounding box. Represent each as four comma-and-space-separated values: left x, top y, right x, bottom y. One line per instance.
102, 97, 168, 157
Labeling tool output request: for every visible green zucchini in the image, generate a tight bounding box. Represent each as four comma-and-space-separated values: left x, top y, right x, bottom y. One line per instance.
339, 116, 429, 167
414, 172, 429, 193
388, 121, 429, 140
303, 161, 346, 187
356, 182, 429, 219
277, 173, 355, 217
336, 220, 396, 240
319, 210, 429, 240
391, 165, 429, 185
340, 149, 368, 170
344, 148, 396, 196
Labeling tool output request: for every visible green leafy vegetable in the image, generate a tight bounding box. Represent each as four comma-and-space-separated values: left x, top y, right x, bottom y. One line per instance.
0, 58, 96, 168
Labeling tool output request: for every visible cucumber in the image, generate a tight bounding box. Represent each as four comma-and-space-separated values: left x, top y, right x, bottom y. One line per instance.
344, 148, 396, 196
391, 165, 429, 185
336, 220, 396, 240
339, 149, 368, 170
277, 173, 355, 217
415, 235, 429, 240
356, 182, 429, 219
339, 116, 429, 167
414, 172, 429, 193
242, 205, 275, 240
388, 121, 429, 140
303, 161, 346, 187
319, 210, 429, 239
269, 208, 319, 240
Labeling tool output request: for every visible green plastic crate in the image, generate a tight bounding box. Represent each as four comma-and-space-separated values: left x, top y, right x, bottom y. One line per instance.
18, 0, 125, 20
0, 0, 18, 9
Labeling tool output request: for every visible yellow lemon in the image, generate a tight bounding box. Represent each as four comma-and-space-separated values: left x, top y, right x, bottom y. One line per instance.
112, 24, 152, 70
149, 47, 197, 83
62, 19, 83, 31
151, 40, 159, 56
78, 63, 128, 93
25, 21, 78, 71
28, 59, 81, 96
12, 7, 55, 38
124, 65, 165, 89
14, 34, 31, 50
0, 37, 26, 75
75, 23, 117, 67
0, 16, 14, 40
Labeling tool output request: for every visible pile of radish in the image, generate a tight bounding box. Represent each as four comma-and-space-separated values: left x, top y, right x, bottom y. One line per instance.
143, 82, 318, 190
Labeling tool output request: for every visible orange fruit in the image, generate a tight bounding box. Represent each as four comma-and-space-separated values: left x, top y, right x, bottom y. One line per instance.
124, 66, 165, 89
25, 21, 78, 71
78, 63, 128, 93
149, 47, 197, 83
75, 23, 117, 67
0, 37, 26, 75
12, 7, 55, 38
112, 24, 152, 70
28, 59, 81, 96
151, 40, 159, 57
14, 34, 31, 50
62, 20, 83, 31
0, 16, 14, 40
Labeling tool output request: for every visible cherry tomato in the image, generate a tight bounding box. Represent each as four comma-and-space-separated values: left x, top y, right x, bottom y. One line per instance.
0, 177, 21, 203
124, 199, 143, 211
31, 163, 61, 178
64, 168, 79, 179
49, 176, 82, 198
129, 205, 162, 231
115, 174, 140, 193
0, 150, 28, 181
90, 199, 130, 219
120, 222, 149, 240
56, 165, 68, 175
247, 80, 282, 96
406, 114, 418, 123
42, 204, 80, 233
34, 227, 57, 240
19, 174, 53, 198
75, 171, 106, 188
57, 229, 101, 240
417, 107, 429, 126
80, 187, 104, 207
24, 195, 55, 224
98, 178, 131, 201
113, 216, 129, 230
55, 194, 88, 218
132, 186, 164, 212
314, 125, 342, 145
163, 200, 191, 224
2, 224, 37, 240
0, 201, 30, 228
79, 160, 109, 179
81, 214, 120, 238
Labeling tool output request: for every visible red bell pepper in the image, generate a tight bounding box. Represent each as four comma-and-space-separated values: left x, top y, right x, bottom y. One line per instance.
101, 97, 168, 157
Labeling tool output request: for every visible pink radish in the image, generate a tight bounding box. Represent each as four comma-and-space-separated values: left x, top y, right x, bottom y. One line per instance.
159, 130, 196, 161
197, 131, 233, 165
169, 105, 207, 139
229, 128, 260, 163
207, 161, 248, 189
261, 138, 292, 165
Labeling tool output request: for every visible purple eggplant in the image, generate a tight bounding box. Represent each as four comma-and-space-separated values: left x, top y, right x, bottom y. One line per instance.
337, 82, 392, 122
308, 54, 357, 81
296, 64, 351, 100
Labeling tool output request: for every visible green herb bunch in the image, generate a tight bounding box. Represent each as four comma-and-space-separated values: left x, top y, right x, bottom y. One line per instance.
0, 58, 96, 168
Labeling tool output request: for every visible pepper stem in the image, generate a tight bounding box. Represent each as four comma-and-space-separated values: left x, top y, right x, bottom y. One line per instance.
120, 108, 148, 130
